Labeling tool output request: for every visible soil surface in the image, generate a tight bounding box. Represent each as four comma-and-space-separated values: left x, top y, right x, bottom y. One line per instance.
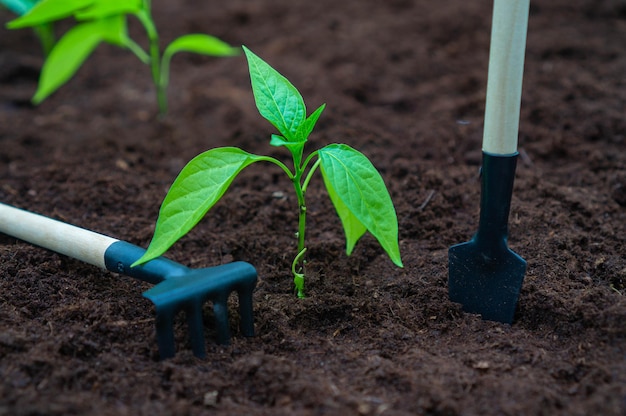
1, 0, 625, 415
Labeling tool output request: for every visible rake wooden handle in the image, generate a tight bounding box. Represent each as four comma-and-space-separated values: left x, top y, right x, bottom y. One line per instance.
0, 202, 119, 269
482, 0, 530, 155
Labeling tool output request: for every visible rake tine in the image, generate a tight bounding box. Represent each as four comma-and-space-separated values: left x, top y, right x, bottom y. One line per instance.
238, 287, 255, 337
186, 300, 207, 358
154, 306, 177, 360
212, 293, 231, 346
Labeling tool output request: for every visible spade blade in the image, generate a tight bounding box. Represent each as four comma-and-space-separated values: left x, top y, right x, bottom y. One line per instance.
448, 152, 526, 324
449, 239, 526, 324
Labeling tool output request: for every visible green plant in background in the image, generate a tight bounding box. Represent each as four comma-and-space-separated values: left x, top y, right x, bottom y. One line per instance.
132, 46, 403, 297
1, 0, 55, 56
6, 0, 239, 114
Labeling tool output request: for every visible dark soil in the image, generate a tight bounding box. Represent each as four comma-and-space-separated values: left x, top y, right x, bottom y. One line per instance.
1, 0, 625, 414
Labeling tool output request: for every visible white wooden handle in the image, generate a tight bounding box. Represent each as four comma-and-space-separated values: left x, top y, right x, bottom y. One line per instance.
0, 203, 118, 269
482, 0, 530, 155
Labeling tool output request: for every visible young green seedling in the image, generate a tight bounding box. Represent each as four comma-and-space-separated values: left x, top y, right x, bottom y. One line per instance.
132, 46, 403, 297
1, 0, 55, 56
6, 0, 239, 114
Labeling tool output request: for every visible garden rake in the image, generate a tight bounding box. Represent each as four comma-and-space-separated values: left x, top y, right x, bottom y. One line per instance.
0, 202, 257, 359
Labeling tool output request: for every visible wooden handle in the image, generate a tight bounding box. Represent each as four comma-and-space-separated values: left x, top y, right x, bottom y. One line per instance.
0, 203, 118, 269
482, 0, 530, 155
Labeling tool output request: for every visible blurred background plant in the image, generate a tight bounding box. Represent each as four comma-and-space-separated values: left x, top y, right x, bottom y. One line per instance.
5, 0, 238, 114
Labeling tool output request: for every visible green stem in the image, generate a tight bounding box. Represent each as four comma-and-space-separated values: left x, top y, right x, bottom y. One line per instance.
291, 153, 311, 297
135, 3, 167, 115
33, 23, 55, 57
291, 248, 307, 298
302, 157, 320, 193
257, 153, 311, 298
125, 38, 150, 64
293, 174, 306, 255
160, 51, 172, 107
256, 156, 294, 180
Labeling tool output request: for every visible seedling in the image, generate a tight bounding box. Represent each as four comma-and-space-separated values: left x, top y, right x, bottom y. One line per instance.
133, 47, 403, 297
1, 0, 55, 56
6, 0, 239, 114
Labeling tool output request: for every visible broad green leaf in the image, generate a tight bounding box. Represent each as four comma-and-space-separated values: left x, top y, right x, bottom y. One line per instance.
32, 19, 103, 103
1, 0, 39, 16
296, 103, 326, 142
163, 34, 240, 61
243, 45, 306, 141
318, 144, 403, 267
7, 0, 93, 28
132, 148, 263, 267
74, 0, 141, 20
32, 16, 128, 103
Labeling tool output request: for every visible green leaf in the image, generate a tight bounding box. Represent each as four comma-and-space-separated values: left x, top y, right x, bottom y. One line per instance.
163, 34, 240, 60
242, 45, 306, 141
159, 35, 239, 106
7, 0, 93, 28
318, 144, 403, 267
269, 134, 289, 148
324, 172, 367, 255
31, 16, 127, 103
296, 103, 326, 142
32, 19, 103, 104
98, 14, 128, 46
132, 148, 264, 267
74, 0, 141, 20
270, 134, 305, 155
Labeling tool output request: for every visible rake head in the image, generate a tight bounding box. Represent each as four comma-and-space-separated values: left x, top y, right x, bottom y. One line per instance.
105, 242, 257, 359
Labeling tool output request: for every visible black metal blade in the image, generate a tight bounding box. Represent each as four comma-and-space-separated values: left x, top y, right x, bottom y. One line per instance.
448, 152, 526, 324
449, 240, 526, 323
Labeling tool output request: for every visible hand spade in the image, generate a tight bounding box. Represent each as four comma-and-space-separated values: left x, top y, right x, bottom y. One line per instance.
448, 0, 530, 324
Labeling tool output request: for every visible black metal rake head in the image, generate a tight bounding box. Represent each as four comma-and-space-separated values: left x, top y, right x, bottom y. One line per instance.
106, 241, 258, 359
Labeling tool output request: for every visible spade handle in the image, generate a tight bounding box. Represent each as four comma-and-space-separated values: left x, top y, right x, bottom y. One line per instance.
483, 0, 530, 155
474, 153, 518, 254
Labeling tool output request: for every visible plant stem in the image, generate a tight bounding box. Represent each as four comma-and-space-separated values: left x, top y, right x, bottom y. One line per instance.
289, 153, 325, 297
259, 153, 316, 297
33, 23, 55, 57
292, 169, 307, 297
293, 175, 306, 254
291, 248, 307, 298
136, 1, 167, 115
302, 158, 321, 193
126, 38, 151, 64
257, 154, 308, 296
